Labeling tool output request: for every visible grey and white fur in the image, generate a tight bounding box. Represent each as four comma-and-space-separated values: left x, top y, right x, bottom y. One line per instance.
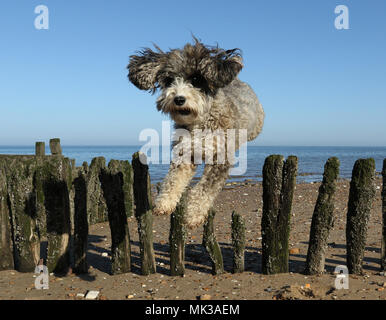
127, 38, 264, 229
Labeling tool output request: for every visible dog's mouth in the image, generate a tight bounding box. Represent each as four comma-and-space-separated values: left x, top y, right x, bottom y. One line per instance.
169, 105, 198, 120
177, 108, 191, 116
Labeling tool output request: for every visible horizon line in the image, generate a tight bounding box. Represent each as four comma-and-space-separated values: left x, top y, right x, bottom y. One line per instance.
0, 144, 385, 148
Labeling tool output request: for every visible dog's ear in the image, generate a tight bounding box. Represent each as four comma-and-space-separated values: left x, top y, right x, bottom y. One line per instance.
127, 47, 164, 92
202, 48, 243, 89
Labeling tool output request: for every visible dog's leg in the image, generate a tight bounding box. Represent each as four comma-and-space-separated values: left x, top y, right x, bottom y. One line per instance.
184, 163, 231, 229
153, 163, 197, 216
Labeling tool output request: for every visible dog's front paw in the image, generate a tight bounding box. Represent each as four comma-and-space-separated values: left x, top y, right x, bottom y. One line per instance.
184, 217, 206, 229
153, 199, 176, 216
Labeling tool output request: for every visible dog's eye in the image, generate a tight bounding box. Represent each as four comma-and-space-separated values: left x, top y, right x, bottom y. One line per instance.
190, 73, 207, 89
164, 77, 174, 88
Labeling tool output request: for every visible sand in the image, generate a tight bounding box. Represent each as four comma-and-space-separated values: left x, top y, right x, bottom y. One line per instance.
0, 178, 384, 300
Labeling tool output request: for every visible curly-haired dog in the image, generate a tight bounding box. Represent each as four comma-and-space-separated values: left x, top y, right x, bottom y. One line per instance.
127, 39, 264, 229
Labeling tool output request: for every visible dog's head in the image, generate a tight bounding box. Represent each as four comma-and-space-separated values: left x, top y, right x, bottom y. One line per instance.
127, 39, 243, 126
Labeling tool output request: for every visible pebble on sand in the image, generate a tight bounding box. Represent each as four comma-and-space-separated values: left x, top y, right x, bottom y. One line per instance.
289, 248, 300, 254
85, 290, 100, 300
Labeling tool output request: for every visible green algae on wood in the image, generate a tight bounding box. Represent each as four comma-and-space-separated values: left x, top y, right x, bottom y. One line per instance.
1, 156, 40, 272
305, 157, 340, 275
203, 209, 224, 275
35, 142, 45, 157
100, 160, 132, 274
261, 155, 298, 274
169, 191, 187, 276
118, 160, 134, 218
346, 158, 376, 274
73, 168, 89, 274
132, 152, 156, 275
49, 138, 62, 155
0, 161, 14, 270
231, 211, 246, 273
262, 155, 284, 275
87, 157, 108, 224
38, 156, 72, 274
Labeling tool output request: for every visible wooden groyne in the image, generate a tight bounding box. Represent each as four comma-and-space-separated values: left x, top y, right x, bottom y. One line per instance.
0, 140, 384, 278
0, 140, 72, 273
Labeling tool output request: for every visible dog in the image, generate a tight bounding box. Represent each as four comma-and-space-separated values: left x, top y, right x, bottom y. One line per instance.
127, 38, 264, 229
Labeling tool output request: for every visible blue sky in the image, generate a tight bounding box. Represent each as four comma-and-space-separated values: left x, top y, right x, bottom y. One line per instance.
0, 0, 385, 146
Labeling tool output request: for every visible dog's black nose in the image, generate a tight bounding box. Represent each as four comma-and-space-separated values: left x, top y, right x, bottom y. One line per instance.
174, 96, 186, 106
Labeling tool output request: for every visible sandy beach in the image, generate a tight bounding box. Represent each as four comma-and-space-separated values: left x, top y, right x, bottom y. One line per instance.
0, 178, 384, 300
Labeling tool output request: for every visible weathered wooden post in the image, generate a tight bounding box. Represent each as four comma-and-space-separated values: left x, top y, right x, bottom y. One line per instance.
100, 160, 132, 274
261, 155, 298, 274
119, 160, 134, 218
41, 157, 72, 274
82, 161, 89, 172
231, 211, 246, 273
169, 192, 187, 276
0, 161, 14, 270
381, 159, 386, 271
49, 138, 62, 155
346, 158, 376, 274
73, 169, 89, 274
305, 157, 340, 275
87, 157, 108, 224
3, 156, 40, 272
0, 154, 72, 274
203, 209, 224, 275
35, 142, 45, 157
70, 159, 76, 171
132, 152, 156, 275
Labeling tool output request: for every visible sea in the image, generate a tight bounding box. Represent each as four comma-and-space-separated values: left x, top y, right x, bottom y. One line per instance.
0, 146, 385, 184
